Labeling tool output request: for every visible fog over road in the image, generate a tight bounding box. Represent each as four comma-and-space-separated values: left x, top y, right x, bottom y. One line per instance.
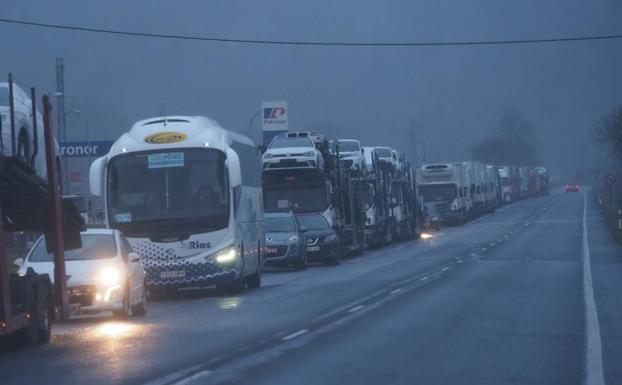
1, 189, 620, 385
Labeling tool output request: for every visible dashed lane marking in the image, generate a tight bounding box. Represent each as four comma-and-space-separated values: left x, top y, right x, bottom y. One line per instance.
282, 329, 309, 341
348, 305, 365, 313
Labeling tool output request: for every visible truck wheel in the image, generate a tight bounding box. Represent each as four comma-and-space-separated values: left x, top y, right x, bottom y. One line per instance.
36, 284, 53, 344
131, 283, 148, 317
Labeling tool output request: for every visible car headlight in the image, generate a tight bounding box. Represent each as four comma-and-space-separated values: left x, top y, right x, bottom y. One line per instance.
302, 151, 315, 157
215, 246, 238, 264
287, 235, 299, 244
98, 266, 121, 286
263, 153, 276, 159
324, 233, 337, 242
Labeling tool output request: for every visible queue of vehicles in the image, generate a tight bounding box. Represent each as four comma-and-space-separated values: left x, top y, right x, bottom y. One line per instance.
416, 162, 550, 224
2, 85, 552, 347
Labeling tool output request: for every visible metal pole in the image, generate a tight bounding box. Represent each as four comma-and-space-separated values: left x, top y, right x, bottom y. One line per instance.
247, 109, 261, 143
42, 94, 68, 321
8, 74, 16, 156
618, 210, 621, 231
30, 87, 38, 166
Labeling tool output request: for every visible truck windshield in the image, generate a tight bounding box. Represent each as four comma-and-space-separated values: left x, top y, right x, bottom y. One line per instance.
29, 234, 117, 262
265, 217, 296, 232
264, 186, 327, 213
108, 149, 229, 235
419, 184, 457, 202
338, 141, 360, 152
269, 137, 314, 149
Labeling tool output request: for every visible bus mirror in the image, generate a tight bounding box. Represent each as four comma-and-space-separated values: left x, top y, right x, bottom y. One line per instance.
89, 156, 107, 196
226, 148, 242, 187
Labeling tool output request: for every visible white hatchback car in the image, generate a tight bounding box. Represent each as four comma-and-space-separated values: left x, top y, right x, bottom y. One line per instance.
16, 229, 147, 318
337, 139, 366, 174
263, 133, 324, 171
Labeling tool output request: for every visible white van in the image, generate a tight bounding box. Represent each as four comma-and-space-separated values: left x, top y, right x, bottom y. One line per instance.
89, 116, 264, 292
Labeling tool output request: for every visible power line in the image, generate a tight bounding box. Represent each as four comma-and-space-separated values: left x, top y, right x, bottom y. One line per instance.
0, 17, 621, 47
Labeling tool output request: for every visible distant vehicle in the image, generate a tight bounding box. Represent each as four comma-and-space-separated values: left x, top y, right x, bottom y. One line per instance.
0, 81, 60, 181
417, 163, 472, 223
535, 167, 550, 195
336, 139, 366, 173
262, 132, 325, 171
498, 166, 513, 203
566, 183, 580, 192
90, 116, 264, 293
264, 212, 306, 269
373, 147, 400, 174
16, 229, 147, 318
296, 213, 342, 265
422, 202, 442, 231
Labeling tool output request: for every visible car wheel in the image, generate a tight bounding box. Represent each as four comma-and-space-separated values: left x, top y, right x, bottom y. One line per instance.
112, 286, 130, 319
131, 283, 147, 317
326, 242, 343, 266
294, 250, 308, 270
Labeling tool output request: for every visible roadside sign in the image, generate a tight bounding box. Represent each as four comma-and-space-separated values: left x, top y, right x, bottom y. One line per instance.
605, 174, 615, 185
262, 101, 288, 146
60, 141, 114, 158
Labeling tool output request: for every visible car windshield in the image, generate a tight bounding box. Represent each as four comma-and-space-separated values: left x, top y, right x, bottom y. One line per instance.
338, 140, 360, 152
265, 216, 296, 232
107, 148, 229, 234
29, 234, 117, 262
297, 215, 329, 230
374, 148, 392, 157
269, 137, 313, 149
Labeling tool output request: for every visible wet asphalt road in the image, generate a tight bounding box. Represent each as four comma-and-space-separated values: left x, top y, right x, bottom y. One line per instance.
1, 188, 620, 385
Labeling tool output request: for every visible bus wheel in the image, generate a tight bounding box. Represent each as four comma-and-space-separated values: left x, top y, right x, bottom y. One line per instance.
246, 253, 262, 288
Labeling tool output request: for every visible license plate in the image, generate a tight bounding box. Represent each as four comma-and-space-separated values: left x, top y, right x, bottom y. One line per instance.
160, 270, 186, 279
306, 246, 320, 252
266, 247, 278, 254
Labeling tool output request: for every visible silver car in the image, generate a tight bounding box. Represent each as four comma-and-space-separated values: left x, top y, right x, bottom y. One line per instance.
264, 212, 307, 270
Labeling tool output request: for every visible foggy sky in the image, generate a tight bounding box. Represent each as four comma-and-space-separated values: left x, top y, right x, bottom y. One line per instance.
1, 0, 621, 178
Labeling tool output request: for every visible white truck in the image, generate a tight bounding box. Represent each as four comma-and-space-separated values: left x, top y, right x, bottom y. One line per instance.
498, 166, 512, 203
417, 163, 471, 224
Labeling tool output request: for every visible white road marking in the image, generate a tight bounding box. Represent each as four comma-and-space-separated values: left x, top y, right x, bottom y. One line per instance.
348, 305, 365, 313
282, 329, 309, 341
582, 192, 606, 385
441, 267, 451, 272
418, 276, 429, 281
457, 259, 464, 263
389, 288, 403, 295
173, 370, 212, 385
481, 247, 487, 252
490, 243, 496, 247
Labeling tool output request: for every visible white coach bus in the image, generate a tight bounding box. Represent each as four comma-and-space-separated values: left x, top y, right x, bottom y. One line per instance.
89, 116, 264, 292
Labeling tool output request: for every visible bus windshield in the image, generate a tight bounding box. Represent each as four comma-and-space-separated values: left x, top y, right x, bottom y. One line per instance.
108, 148, 229, 235
419, 184, 457, 202
264, 186, 327, 213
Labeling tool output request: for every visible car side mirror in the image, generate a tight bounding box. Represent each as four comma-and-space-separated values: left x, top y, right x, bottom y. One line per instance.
129, 252, 141, 263
12, 258, 24, 269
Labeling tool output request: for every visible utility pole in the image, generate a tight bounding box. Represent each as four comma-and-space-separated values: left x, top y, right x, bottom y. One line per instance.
55, 57, 67, 192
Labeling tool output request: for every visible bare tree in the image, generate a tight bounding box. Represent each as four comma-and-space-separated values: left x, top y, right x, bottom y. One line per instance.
595, 106, 622, 163
471, 109, 539, 165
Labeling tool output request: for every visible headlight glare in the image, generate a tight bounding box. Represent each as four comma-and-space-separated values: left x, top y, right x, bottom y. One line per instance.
99, 267, 121, 286
215, 247, 238, 264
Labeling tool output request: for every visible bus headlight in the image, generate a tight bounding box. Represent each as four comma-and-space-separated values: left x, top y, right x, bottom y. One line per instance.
215, 247, 238, 264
